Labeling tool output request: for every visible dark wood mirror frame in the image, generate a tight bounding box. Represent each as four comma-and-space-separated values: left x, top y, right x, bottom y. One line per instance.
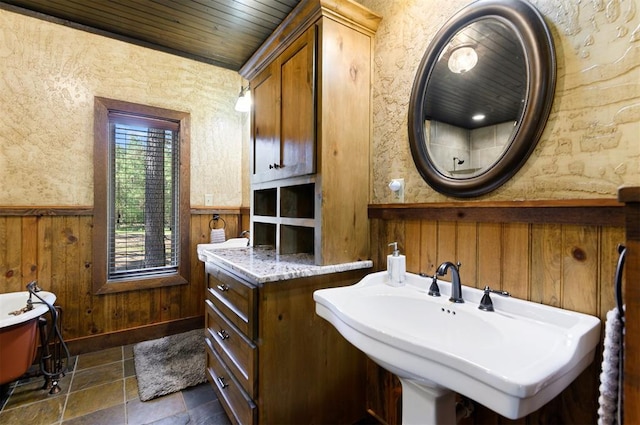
408, 0, 556, 197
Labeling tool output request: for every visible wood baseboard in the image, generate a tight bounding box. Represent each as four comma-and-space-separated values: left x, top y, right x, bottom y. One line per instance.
63, 316, 205, 356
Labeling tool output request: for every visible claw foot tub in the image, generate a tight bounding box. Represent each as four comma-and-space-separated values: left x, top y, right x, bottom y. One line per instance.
0, 291, 56, 385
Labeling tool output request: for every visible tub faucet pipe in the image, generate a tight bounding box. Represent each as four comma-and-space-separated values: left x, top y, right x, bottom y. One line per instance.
25, 280, 42, 311
27, 281, 70, 394
38, 316, 58, 393
26, 280, 41, 293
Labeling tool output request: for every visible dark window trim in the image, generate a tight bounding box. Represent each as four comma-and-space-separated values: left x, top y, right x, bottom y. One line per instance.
93, 97, 191, 294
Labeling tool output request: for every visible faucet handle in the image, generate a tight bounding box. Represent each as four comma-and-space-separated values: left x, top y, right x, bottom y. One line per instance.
486, 286, 510, 297
478, 286, 510, 312
419, 273, 441, 297
428, 275, 440, 297
478, 286, 494, 311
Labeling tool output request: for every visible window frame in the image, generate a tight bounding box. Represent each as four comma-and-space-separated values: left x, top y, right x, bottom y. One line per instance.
93, 97, 191, 294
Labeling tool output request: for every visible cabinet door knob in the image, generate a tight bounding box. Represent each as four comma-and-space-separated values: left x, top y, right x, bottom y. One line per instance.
273, 163, 280, 169
216, 284, 229, 292
217, 329, 230, 340
217, 376, 229, 389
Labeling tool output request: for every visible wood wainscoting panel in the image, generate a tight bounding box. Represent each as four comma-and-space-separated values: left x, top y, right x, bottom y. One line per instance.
437, 222, 457, 277
502, 223, 530, 299
477, 223, 502, 292
0, 209, 244, 352
457, 221, 478, 289
0, 217, 22, 290
20, 216, 38, 283
404, 220, 422, 273
562, 226, 599, 315
367, 200, 625, 425
531, 223, 563, 306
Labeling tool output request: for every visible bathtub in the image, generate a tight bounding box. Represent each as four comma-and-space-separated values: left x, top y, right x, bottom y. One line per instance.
0, 291, 56, 385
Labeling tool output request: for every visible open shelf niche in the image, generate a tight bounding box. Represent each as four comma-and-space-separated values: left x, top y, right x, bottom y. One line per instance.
251, 176, 317, 256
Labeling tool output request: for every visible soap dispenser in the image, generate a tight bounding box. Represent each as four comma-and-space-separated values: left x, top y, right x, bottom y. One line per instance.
387, 242, 406, 286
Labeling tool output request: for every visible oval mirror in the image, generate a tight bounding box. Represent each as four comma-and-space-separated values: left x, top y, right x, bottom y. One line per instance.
408, 0, 556, 197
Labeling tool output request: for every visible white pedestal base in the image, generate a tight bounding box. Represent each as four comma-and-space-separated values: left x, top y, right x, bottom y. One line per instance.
399, 378, 456, 425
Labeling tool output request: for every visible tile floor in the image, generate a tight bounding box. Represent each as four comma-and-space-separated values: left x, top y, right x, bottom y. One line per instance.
0, 344, 231, 425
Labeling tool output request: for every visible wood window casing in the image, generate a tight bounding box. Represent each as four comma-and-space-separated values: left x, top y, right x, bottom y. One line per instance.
93, 97, 190, 294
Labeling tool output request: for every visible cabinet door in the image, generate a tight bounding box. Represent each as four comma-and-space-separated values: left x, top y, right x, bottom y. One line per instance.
278, 26, 316, 179
251, 64, 279, 182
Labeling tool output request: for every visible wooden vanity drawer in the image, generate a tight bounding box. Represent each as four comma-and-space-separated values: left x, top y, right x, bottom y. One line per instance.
205, 337, 257, 425
205, 299, 257, 397
206, 264, 256, 336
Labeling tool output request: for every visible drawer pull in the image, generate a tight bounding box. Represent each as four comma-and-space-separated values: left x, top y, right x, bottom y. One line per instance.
217, 329, 230, 340
217, 376, 229, 389
216, 284, 229, 292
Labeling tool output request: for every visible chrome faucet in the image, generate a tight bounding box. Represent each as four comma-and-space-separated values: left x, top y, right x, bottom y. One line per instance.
437, 261, 463, 303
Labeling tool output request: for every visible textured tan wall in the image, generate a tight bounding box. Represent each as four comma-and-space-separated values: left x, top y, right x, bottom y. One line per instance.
360, 0, 640, 202
0, 9, 246, 207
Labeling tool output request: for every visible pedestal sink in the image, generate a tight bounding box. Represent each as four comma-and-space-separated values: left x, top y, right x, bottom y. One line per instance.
313, 271, 601, 424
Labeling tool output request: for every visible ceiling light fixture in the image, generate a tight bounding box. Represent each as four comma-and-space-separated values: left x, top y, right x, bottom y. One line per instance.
448, 45, 478, 74
234, 85, 251, 112
472, 113, 486, 121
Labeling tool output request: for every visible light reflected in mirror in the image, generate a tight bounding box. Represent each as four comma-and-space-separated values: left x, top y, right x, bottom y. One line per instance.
425, 19, 526, 178
408, 0, 556, 198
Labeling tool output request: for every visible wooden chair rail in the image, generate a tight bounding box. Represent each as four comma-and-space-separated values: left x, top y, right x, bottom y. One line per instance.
0, 206, 93, 216
0, 206, 250, 217
369, 199, 623, 226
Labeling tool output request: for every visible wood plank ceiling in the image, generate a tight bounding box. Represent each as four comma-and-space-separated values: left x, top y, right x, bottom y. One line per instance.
425, 19, 527, 130
0, 0, 301, 70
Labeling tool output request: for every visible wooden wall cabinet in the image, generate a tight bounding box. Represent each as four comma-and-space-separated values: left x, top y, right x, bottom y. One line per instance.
204, 263, 369, 424
241, 0, 381, 265
251, 28, 315, 183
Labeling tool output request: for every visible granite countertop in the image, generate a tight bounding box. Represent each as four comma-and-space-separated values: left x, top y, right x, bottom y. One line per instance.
197, 244, 373, 286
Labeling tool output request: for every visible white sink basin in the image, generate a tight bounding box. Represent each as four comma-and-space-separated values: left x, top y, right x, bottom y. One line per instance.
197, 237, 249, 251
314, 271, 600, 422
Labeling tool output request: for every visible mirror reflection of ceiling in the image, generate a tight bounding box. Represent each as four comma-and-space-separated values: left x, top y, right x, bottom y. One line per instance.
424, 19, 527, 130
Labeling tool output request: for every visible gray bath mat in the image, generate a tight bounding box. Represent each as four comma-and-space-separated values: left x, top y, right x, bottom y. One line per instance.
133, 329, 207, 401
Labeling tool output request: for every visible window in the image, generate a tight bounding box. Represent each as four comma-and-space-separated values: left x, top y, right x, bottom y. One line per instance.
93, 98, 190, 294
